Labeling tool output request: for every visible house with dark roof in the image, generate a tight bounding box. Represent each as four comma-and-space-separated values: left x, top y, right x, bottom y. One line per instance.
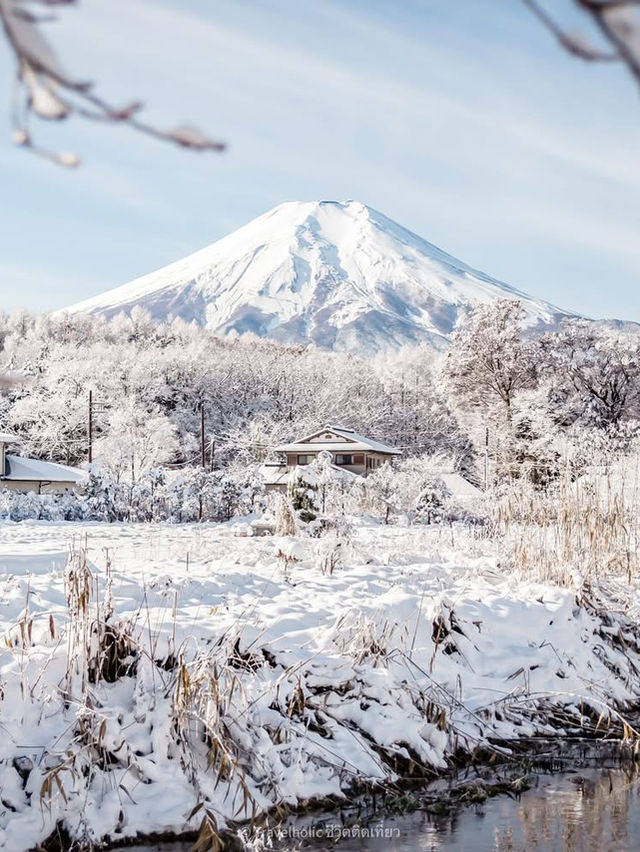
0, 432, 86, 494
259, 425, 401, 491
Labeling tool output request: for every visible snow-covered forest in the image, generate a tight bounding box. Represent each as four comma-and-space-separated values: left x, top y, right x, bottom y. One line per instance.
0, 306, 470, 473
0, 300, 639, 506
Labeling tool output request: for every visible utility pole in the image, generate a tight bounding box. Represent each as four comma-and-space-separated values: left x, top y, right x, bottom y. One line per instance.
88, 392, 108, 465
200, 403, 206, 468
400, 372, 405, 450
88, 390, 93, 464
484, 426, 489, 491
414, 369, 419, 451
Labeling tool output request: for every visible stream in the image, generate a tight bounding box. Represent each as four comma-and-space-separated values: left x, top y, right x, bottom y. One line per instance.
127, 754, 640, 851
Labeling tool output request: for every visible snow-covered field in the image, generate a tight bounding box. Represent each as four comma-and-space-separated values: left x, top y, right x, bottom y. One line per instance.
0, 520, 639, 850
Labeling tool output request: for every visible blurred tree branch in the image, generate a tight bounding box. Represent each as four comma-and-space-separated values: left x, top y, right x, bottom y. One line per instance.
524, 0, 640, 87
0, 0, 226, 166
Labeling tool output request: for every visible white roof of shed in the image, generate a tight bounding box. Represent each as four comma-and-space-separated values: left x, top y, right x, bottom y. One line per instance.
258, 462, 358, 486
258, 464, 290, 486
0, 431, 21, 443
2, 454, 86, 484
439, 472, 483, 499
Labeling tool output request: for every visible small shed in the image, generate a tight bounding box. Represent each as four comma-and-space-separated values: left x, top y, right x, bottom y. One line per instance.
438, 472, 483, 501
0, 432, 86, 494
258, 459, 359, 494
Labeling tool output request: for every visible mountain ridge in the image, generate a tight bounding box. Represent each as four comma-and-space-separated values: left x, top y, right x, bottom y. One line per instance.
64, 200, 573, 354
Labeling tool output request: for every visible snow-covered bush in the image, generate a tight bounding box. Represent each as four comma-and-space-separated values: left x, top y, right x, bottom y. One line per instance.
84, 466, 120, 521
0, 465, 264, 525
0, 488, 87, 522
166, 467, 263, 523
273, 493, 297, 536
315, 514, 354, 574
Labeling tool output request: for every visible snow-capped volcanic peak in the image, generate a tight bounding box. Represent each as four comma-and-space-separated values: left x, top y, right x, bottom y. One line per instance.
65, 200, 569, 354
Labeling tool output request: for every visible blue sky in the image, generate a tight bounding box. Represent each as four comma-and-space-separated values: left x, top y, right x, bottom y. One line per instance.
1, 0, 640, 320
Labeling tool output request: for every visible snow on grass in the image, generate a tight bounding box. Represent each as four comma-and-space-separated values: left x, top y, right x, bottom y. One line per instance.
0, 520, 639, 850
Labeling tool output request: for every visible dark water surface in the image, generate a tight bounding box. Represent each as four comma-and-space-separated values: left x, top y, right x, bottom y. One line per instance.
128, 766, 640, 851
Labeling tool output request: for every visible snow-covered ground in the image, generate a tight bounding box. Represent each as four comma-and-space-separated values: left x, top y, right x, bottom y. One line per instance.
0, 520, 638, 850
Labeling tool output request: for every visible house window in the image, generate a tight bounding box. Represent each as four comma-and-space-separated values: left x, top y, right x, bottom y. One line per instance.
353, 454, 364, 465
335, 454, 353, 465
297, 454, 315, 465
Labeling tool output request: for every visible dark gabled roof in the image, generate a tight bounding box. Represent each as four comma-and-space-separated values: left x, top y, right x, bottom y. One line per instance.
275, 424, 401, 455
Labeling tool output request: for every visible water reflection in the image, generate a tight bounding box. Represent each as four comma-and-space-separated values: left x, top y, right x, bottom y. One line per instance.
129, 766, 640, 852
485, 769, 640, 852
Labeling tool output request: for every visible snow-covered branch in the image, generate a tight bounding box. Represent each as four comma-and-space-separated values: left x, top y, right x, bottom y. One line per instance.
524, 0, 640, 91
0, 0, 226, 166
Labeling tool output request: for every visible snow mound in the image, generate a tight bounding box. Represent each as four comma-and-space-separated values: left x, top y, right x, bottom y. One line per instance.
1, 522, 639, 849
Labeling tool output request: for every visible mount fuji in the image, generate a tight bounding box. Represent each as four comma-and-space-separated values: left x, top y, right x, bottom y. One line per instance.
64, 200, 572, 354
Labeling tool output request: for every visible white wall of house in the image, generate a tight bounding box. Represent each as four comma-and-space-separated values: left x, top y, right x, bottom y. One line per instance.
286, 450, 392, 476
0, 480, 79, 494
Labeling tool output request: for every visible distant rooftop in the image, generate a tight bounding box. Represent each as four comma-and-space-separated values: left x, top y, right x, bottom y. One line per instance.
276, 424, 401, 456
258, 461, 358, 486
3, 454, 86, 484
0, 431, 21, 444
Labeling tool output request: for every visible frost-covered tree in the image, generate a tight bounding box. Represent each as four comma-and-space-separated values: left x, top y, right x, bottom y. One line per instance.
446, 300, 538, 421
0, 0, 225, 166
94, 403, 179, 483
415, 477, 451, 524
541, 320, 640, 428
308, 450, 334, 514
366, 463, 399, 524
7, 367, 89, 463
489, 387, 563, 487
524, 1, 640, 100
288, 466, 321, 524
373, 343, 474, 471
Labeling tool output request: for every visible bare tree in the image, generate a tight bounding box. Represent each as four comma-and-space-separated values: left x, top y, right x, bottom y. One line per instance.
0, 0, 225, 166
524, 0, 640, 89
